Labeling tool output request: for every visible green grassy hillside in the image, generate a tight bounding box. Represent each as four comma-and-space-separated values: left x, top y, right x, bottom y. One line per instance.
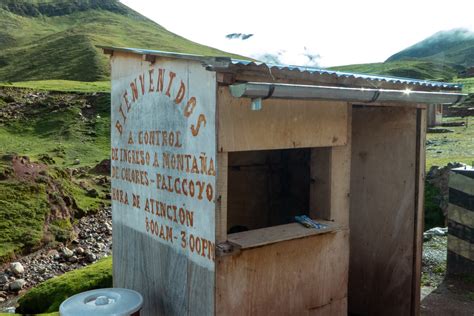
0, 0, 244, 82
331, 60, 460, 81
454, 77, 474, 93
0, 87, 111, 261
0, 80, 110, 93
386, 28, 474, 67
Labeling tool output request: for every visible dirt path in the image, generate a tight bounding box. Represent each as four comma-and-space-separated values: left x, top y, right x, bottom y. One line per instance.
421, 278, 474, 316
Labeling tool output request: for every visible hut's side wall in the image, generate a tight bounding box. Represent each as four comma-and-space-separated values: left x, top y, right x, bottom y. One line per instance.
110, 53, 217, 315
349, 106, 419, 315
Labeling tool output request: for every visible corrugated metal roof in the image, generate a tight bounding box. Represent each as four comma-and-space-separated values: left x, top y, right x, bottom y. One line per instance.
99, 46, 463, 90
228, 59, 462, 89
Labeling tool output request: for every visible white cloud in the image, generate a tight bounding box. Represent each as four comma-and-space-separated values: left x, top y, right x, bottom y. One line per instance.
120, 0, 474, 67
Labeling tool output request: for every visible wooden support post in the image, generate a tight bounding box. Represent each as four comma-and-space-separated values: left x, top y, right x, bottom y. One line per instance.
216, 152, 228, 243
310, 103, 351, 227
412, 107, 426, 315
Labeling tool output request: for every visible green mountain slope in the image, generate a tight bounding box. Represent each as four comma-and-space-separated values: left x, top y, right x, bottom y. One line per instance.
0, 0, 243, 82
331, 28, 473, 82
386, 28, 474, 67
331, 60, 460, 81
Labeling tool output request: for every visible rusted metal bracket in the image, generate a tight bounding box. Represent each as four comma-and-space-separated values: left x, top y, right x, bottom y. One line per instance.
216, 72, 236, 85
143, 54, 156, 64
216, 241, 241, 257
102, 48, 114, 56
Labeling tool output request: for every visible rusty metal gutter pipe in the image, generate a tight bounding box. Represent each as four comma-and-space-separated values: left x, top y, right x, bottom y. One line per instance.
229, 82, 466, 110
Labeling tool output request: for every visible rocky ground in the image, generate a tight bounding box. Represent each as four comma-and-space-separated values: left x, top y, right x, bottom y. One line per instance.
421, 228, 474, 315
0, 207, 112, 312
422, 228, 449, 294
421, 279, 474, 316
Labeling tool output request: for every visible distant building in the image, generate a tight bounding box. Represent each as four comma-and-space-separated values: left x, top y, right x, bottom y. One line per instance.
458, 67, 474, 78
428, 104, 443, 127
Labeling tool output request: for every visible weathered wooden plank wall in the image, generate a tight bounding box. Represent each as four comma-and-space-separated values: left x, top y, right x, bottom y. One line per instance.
110, 53, 217, 315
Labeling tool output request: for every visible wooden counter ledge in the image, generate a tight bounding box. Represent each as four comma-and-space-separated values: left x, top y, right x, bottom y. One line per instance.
227, 219, 342, 250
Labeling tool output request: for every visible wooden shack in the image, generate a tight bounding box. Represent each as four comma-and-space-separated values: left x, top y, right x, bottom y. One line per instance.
102, 47, 465, 316
427, 104, 443, 127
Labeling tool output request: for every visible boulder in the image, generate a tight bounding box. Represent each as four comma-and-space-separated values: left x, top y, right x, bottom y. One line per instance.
86, 188, 99, 197
10, 262, 24, 276
424, 227, 448, 237
86, 253, 97, 263
74, 247, 84, 255
62, 247, 74, 258
90, 159, 111, 174
9, 279, 26, 291
0, 275, 8, 284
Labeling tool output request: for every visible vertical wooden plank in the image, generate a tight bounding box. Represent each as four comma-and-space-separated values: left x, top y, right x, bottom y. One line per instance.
329, 104, 352, 227
412, 107, 426, 315
310, 103, 351, 227
349, 106, 417, 315
216, 152, 228, 242
310, 147, 331, 220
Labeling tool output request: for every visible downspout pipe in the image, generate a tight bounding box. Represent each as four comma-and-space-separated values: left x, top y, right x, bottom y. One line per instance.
229, 82, 466, 107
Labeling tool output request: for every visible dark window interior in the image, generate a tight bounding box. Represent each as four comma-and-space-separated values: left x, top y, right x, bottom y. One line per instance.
227, 148, 310, 232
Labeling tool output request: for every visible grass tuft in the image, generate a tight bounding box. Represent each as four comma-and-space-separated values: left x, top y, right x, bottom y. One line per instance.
16, 256, 112, 314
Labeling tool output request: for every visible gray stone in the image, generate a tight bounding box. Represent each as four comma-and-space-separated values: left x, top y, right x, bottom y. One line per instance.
68, 256, 78, 263
0, 275, 8, 284
104, 222, 112, 232
86, 253, 97, 263
9, 279, 26, 291
424, 227, 448, 237
47, 249, 59, 257
10, 262, 24, 276
62, 247, 74, 258
86, 188, 99, 197
5, 307, 15, 314
74, 247, 84, 255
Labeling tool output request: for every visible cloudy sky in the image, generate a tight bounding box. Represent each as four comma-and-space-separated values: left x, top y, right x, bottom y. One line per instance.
120, 0, 474, 67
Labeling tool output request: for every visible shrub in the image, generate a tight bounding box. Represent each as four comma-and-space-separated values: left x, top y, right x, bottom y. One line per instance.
424, 182, 445, 230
